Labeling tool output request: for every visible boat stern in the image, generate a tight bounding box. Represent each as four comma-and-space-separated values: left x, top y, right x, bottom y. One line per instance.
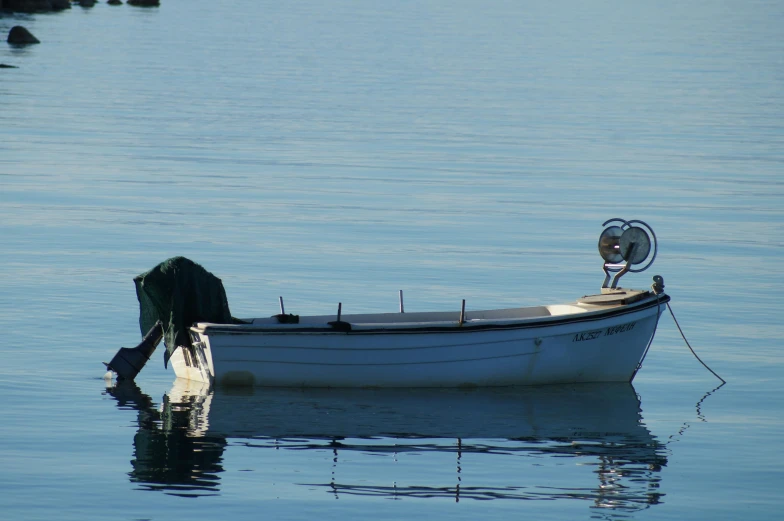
168, 330, 215, 384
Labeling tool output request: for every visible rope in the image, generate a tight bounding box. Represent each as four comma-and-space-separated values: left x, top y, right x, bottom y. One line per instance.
630, 292, 663, 381
666, 301, 726, 384
665, 381, 725, 445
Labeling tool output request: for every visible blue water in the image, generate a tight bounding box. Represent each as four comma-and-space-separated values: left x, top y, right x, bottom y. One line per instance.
1, 1, 783, 519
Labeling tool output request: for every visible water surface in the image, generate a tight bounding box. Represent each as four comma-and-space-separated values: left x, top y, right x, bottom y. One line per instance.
1, 1, 782, 519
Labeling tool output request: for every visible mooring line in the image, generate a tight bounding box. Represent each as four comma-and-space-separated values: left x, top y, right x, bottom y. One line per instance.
630, 293, 663, 381
666, 302, 726, 384
665, 381, 726, 445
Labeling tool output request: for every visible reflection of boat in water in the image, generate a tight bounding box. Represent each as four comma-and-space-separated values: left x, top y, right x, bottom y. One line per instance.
106, 380, 226, 497
105, 379, 668, 513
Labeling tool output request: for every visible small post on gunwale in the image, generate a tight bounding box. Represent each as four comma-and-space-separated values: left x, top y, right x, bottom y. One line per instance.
279, 296, 285, 315
459, 299, 466, 326
399, 290, 405, 313
327, 302, 352, 331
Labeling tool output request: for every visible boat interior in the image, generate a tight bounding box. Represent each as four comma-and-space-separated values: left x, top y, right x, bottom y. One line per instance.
248, 305, 557, 326
192, 289, 653, 331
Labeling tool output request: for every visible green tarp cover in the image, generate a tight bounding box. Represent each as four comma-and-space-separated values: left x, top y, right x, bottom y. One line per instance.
134, 257, 234, 367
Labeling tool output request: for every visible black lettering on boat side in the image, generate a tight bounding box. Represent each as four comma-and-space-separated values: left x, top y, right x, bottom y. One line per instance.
604, 321, 637, 336
573, 329, 603, 342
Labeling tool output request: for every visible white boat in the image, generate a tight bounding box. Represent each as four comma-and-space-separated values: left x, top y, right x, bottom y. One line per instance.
174, 286, 667, 387
166, 219, 668, 387
107, 218, 669, 388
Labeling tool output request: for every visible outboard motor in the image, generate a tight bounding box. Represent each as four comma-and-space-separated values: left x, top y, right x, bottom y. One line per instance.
104, 321, 163, 381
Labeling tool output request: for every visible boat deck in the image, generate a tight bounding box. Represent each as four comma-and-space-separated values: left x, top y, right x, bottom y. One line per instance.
194, 290, 653, 332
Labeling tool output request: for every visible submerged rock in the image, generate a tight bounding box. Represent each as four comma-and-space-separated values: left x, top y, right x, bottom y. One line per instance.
127, 0, 159, 5
107, 0, 122, 4
76, 0, 96, 6
1, 63, 20, 68
7, 26, 41, 44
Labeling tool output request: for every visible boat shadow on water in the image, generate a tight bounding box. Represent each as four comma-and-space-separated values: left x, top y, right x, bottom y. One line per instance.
104, 380, 670, 515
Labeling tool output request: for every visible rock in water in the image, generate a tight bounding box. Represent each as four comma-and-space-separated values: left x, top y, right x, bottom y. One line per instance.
3, 0, 70, 12
127, 0, 159, 5
8, 26, 41, 45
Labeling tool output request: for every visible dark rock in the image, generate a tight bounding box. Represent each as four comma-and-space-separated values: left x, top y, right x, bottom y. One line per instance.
1, 64, 20, 68
7, 26, 40, 44
3, 0, 70, 11
76, 0, 96, 6
127, 0, 158, 5
4, 0, 50, 12
107, 0, 122, 4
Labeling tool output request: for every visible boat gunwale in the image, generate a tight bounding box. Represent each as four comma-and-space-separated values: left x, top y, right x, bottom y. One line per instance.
193, 292, 670, 336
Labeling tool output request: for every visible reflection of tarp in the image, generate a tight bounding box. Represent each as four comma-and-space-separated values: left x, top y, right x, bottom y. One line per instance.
134, 257, 234, 367
105, 381, 225, 497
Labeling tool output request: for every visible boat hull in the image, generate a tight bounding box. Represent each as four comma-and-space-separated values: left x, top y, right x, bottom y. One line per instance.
172, 292, 669, 388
